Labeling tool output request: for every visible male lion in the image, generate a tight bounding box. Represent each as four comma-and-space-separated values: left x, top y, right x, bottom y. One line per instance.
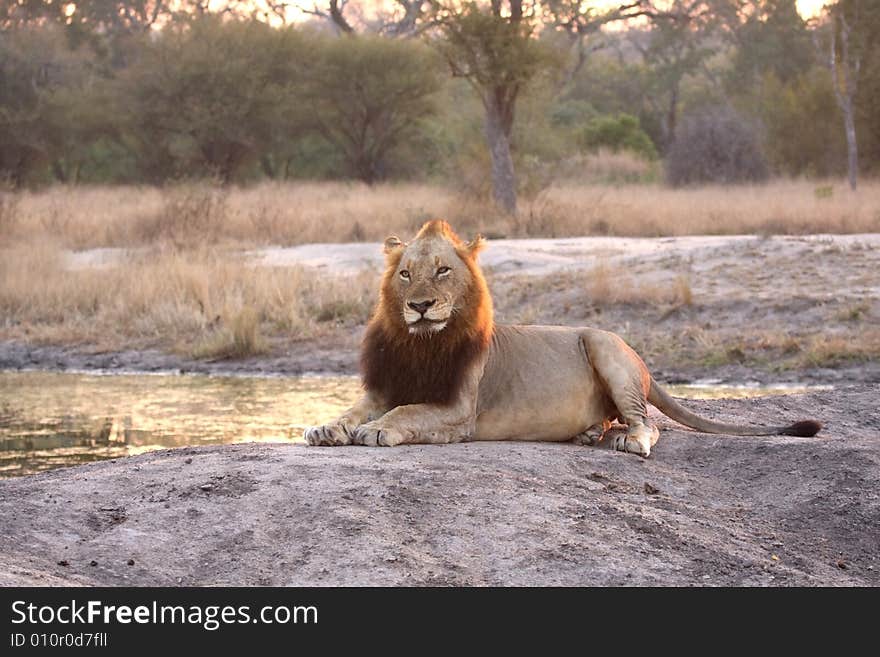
305, 220, 821, 457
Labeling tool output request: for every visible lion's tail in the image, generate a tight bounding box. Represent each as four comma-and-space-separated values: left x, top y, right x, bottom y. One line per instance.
647, 379, 822, 437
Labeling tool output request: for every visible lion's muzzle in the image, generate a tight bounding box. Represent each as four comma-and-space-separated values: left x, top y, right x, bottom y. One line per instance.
407, 299, 436, 315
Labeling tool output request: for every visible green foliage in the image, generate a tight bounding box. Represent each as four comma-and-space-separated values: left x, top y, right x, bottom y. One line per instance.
857, 43, 880, 172
301, 34, 443, 184
1, 1, 879, 188
549, 99, 596, 128
756, 68, 847, 176
116, 17, 303, 184
842, 0, 880, 173
0, 25, 61, 185
727, 0, 814, 88
562, 54, 668, 152
436, 3, 558, 99
581, 114, 658, 160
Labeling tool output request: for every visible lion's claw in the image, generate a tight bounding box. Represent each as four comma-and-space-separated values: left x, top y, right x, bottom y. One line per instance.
304, 423, 353, 446
355, 423, 407, 447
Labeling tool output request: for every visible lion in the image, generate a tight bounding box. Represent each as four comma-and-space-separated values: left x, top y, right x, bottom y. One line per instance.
304, 220, 821, 457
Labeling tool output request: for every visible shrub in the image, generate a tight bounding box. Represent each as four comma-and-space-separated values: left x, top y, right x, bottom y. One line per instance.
304, 35, 443, 184
0, 192, 19, 239
191, 306, 267, 360
581, 114, 658, 161
131, 184, 229, 248
665, 106, 769, 186
117, 17, 303, 184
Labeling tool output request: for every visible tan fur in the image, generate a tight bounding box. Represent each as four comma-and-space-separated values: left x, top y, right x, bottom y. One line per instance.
305, 221, 821, 457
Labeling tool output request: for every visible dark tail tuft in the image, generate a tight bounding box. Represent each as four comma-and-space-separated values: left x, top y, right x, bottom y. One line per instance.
782, 420, 822, 437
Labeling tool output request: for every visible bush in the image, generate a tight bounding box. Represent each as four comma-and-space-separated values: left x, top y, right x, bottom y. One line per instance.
758, 69, 847, 177
117, 17, 304, 184
303, 35, 443, 184
131, 184, 229, 248
581, 114, 658, 161
665, 106, 769, 186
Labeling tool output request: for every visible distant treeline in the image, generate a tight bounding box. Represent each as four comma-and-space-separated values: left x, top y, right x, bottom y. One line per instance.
1, 0, 878, 194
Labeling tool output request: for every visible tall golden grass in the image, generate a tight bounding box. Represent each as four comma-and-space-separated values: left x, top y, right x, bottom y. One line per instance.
2, 175, 877, 363
585, 260, 693, 306
1, 177, 877, 250
0, 243, 377, 355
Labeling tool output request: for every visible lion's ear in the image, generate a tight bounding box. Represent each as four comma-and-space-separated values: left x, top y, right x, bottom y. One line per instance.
383, 236, 404, 255
465, 234, 486, 258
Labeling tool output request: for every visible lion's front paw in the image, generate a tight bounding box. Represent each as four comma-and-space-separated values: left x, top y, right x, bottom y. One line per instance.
304, 422, 354, 446
354, 422, 409, 447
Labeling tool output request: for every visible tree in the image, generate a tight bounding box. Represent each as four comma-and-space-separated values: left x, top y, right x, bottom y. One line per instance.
854, 16, 880, 173
543, 0, 652, 87
302, 34, 442, 183
758, 67, 846, 176
300, 0, 428, 35
726, 0, 814, 87
666, 105, 768, 186
116, 17, 303, 184
434, 1, 553, 214
813, 1, 865, 190
0, 23, 95, 186
0, 26, 52, 185
628, 1, 716, 150
303, 1, 660, 213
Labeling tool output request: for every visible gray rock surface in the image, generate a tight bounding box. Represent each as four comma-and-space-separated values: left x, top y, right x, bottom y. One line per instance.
1, 386, 877, 586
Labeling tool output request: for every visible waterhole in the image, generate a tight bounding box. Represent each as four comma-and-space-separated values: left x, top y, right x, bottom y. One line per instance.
0, 371, 828, 478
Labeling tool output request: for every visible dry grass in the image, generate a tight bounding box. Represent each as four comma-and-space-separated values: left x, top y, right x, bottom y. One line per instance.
639, 326, 880, 372
190, 307, 268, 360
1, 177, 877, 370
489, 263, 695, 328
0, 243, 377, 357
542, 180, 880, 237
0, 192, 19, 237
797, 331, 880, 368
1, 178, 878, 250
585, 260, 693, 307
552, 150, 659, 185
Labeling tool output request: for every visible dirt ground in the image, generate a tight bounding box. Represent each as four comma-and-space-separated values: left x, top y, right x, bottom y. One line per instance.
1, 386, 877, 586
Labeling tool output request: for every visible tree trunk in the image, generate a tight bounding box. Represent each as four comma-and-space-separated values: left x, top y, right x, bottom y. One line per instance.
842, 98, 858, 191
665, 83, 679, 151
484, 94, 517, 215
51, 160, 68, 184
827, 11, 859, 191
259, 154, 277, 179
354, 154, 376, 185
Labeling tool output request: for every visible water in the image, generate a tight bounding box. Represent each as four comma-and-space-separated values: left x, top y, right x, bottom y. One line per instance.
0, 371, 361, 478
0, 371, 827, 478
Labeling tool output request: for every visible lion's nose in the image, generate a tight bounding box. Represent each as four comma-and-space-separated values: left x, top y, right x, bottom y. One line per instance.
407, 299, 436, 315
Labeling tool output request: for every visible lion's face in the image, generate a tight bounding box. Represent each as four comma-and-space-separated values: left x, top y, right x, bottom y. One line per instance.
364, 219, 493, 406
388, 235, 472, 334
380, 221, 487, 337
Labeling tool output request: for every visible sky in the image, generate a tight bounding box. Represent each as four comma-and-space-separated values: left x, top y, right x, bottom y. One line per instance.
276, 1, 827, 26
795, 0, 825, 16
128, 1, 829, 28
568, 0, 825, 16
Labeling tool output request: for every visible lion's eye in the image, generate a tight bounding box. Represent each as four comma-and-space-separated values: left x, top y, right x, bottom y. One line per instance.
399, 270, 410, 280
437, 266, 451, 277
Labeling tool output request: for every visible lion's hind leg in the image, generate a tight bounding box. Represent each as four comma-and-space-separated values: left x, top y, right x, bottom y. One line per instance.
582, 330, 661, 458
610, 424, 659, 457
572, 419, 613, 446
